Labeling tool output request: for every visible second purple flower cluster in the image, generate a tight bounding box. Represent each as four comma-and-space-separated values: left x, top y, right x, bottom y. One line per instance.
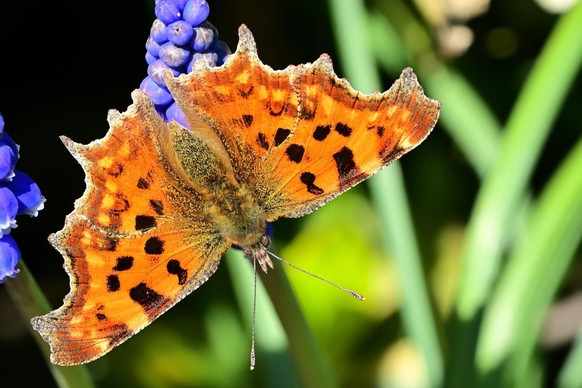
0, 114, 45, 282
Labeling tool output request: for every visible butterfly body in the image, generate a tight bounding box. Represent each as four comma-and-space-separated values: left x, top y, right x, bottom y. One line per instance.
32, 24, 440, 365
161, 121, 273, 269
161, 122, 267, 250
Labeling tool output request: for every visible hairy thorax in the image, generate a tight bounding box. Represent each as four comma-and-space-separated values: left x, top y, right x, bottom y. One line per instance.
162, 122, 268, 250
206, 180, 266, 248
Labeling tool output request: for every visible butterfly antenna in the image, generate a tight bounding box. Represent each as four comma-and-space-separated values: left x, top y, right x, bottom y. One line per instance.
250, 253, 257, 370
266, 250, 365, 301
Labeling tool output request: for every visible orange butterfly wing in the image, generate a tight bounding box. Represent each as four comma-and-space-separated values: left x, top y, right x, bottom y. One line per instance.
31, 93, 230, 365
166, 25, 440, 220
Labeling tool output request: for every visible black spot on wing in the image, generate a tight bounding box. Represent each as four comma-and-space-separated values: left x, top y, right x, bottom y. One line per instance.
285, 144, 305, 163
274, 128, 291, 146
135, 215, 157, 231
334, 122, 352, 137
144, 237, 164, 255
300, 172, 324, 195
129, 283, 166, 311
333, 147, 357, 180
167, 259, 188, 285
107, 275, 120, 292
113, 256, 134, 271
257, 133, 269, 150
149, 199, 164, 215
137, 177, 150, 189
242, 114, 253, 128
313, 125, 331, 141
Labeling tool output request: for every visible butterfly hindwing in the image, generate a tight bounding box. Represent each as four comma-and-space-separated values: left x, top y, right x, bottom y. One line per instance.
31, 92, 230, 365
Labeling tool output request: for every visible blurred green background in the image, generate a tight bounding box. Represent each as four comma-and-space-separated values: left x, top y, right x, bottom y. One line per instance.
1, 0, 582, 387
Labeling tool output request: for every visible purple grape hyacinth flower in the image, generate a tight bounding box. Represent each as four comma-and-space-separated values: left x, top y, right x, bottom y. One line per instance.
0, 118, 19, 180
0, 234, 20, 280
141, 0, 230, 126
0, 114, 45, 283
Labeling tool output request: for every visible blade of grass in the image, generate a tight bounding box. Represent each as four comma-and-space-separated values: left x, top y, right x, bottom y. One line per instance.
5, 260, 95, 388
449, 3, 582, 386
224, 249, 298, 386
476, 133, 582, 379
558, 328, 582, 388
368, 11, 410, 74
326, 0, 443, 386
368, 168, 443, 388
326, 0, 381, 90
368, 3, 521, 387
455, 0, 582, 321
225, 249, 335, 387
424, 67, 500, 177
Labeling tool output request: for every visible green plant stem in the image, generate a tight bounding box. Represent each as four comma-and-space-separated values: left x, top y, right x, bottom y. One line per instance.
326, 0, 443, 386
226, 249, 335, 388
369, 167, 444, 387
4, 260, 95, 388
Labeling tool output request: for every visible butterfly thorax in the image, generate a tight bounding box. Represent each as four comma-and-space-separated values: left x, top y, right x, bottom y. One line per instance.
203, 180, 273, 271
161, 121, 268, 252
205, 181, 266, 248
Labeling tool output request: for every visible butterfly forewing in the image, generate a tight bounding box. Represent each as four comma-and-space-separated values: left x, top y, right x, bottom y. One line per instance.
167, 25, 440, 221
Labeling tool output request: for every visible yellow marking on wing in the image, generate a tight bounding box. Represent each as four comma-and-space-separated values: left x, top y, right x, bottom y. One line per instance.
272, 89, 286, 101
101, 194, 114, 209
105, 181, 117, 192
387, 105, 398, 117
98, 213, 110, 226
320, 94, 334, 116
98, 156, 113, 169
235, 70, 250, 84
215, 85, 230, 95
258, 85, 269, 99
119, 142, 130, 157
81, 231, 92, 246
399, 110, 411, 122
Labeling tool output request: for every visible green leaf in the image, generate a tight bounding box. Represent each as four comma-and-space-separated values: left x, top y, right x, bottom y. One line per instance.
477, 135, 582, 378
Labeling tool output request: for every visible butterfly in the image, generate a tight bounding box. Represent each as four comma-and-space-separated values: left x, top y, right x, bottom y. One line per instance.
31, 24, 440, 365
